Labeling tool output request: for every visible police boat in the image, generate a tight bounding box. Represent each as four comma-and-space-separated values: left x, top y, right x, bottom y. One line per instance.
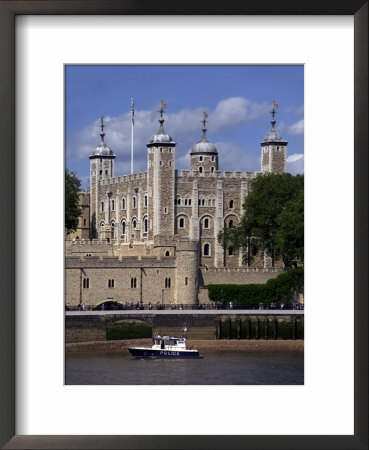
128, 328, 201, 359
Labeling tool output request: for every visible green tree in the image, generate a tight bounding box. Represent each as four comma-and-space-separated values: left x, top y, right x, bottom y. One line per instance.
65, 170, 82, 234
275, 189, 304, 267
219, 173, 304, 267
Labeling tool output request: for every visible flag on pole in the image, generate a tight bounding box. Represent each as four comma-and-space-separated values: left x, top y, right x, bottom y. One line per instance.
273, 101, 278, 110
131, 98, 135, 125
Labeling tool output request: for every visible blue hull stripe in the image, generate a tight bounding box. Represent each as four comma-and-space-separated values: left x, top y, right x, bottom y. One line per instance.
129, 348, 199, 358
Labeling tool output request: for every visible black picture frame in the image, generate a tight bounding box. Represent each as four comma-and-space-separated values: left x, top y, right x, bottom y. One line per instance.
0, 1, 367, 449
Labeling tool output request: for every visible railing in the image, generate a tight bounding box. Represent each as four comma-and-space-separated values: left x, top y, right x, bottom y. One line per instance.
65, 301, 304, 312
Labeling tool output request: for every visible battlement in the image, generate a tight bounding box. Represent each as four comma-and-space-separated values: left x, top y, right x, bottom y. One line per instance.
100, 171, 148, 186
65, 254, 177, 268
179, 170, 254, 180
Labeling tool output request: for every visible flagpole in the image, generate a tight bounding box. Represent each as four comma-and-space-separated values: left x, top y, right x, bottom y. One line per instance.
131, 98, 134, 174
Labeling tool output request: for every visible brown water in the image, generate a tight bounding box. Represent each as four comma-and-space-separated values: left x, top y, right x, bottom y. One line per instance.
65, 350, 304, 385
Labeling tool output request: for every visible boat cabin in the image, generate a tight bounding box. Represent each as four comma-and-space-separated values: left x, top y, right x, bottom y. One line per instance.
152, 336, 186, 350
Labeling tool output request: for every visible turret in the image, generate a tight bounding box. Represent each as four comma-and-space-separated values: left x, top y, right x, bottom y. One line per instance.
146, 102, 176, 237
190, 112, 218, 175
89, 117, 116, 238
261, 102, 287, 174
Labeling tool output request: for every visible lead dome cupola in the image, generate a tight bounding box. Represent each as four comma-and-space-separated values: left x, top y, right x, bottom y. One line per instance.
261, 102, 287, 145
148, 103, 175, 145
190, 112, 217, 155
90, 117, 115, 157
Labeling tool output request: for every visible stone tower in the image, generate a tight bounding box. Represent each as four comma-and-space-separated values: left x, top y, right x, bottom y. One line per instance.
261, 102, 287, 174
146, 104, 176, 237
190, 112, 218, 175
89, 117, 115, 238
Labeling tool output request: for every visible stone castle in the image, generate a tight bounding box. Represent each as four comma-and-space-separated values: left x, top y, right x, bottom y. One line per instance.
65, 105, 287, 308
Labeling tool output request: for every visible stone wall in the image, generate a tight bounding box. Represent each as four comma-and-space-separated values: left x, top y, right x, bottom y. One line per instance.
199, 267, 283, 286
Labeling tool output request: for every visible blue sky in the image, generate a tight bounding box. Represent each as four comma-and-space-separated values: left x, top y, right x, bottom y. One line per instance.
66, 65, 304, 188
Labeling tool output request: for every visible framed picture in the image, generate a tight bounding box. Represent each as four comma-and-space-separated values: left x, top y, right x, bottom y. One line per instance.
1, 1, 367, 449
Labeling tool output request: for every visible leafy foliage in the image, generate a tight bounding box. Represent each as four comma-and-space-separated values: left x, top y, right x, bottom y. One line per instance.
65, 170, 82, 234
207, 268, 304, 308
219, 173, 304, 267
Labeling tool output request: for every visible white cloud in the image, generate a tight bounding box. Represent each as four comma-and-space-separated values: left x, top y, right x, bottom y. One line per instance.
67, 96, 269, 176
287, 153, 304, 163
287, 154, 304, 175
288, 119, 304, 135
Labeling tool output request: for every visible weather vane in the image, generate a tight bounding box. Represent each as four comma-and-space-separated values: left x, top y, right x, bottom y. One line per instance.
202, 111, 208, 128
100, 116, 105, 133
159, 100, 167, 119
271, 101, 278, 120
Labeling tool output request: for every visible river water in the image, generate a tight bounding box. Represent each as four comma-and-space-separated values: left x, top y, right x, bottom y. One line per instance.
65, 350, 304, 385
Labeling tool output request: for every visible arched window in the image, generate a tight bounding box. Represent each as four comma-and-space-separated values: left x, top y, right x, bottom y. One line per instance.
199, 166, 203, 174
229, 219, 233, 227
229, 200, 234, 208
184, 199, 187, 206
179, 217, 185, 228
121, 220, 126, 235
101, 201, 104, 212
122, 198, 126, 210
188, 199, 192, 206
132, 219, 137, 228
177, 198, 181, 205
165, 250, 170, 256
131, 277, 137, 289
204, 218, 210, 229
203, 243, 210, 256
100, 221, 105, 227
144, 217, 148, 233
165, 278, 171, 288
199, 156, 203, 162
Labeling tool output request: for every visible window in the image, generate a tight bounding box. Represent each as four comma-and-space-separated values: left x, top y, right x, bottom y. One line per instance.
100, 221, 105, 227
122, 198, 126, 210
202, 199, 205, 206
132, 219, 137, 228
100, 170, 102, 175
121, 221, 126, 235
199, 166, 203, 174
204, 218, 210, 229
83, 278, 89, 289
199, 156, 203, 162
160, 160, 162, 166
111, 200, 115, 211
184, 199, 187, 206
101, 201, 104, 212
188, 199, 192, 206
133, 196, 136, 208
212, 156, 215, 162
165, 250, 170, 256
169, 161, 172, 167
203, 243, 210, 256
185, 277, 188, 285
131, 277, 137, 289
144, 195, 148, 207
228, 247, 233, 256
229, 220, 233, 227
229, 200, 234, 208
144, 218, 148, 233
165, 278, 171, 288
160, 147, 163, 152
211, 167, 214, 173
108, 279, 115, 288
177, 198, 181, 205
164, 207, 168, 214
179, 217, 185, 228
83, 219, 86, 226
